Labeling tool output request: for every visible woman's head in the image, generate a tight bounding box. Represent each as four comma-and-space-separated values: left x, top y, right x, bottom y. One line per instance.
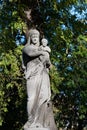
28, 29, 40, 46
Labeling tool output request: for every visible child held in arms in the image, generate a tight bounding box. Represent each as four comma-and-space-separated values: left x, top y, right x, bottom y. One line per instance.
39, 38, 51, 70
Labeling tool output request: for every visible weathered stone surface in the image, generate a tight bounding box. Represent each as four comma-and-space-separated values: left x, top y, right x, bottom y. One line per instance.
22, 29, 57, 130
24, 128, 50, 130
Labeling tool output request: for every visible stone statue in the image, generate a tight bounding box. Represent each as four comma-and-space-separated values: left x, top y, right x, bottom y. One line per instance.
22, 29, 57, 130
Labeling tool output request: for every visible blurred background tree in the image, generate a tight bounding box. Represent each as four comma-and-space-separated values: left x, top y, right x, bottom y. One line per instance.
0, 0, 87, 130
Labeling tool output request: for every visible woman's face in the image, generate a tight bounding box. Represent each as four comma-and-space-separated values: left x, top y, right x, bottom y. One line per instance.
31, 34, 39, 45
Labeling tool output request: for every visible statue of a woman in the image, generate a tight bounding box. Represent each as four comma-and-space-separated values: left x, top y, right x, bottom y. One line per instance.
22, 29, 57, 130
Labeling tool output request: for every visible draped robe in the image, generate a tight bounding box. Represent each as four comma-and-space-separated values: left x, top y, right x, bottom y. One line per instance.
22, 44, 57, 130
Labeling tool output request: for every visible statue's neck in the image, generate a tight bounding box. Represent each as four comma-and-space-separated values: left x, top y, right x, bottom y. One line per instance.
31, 43, 39, 47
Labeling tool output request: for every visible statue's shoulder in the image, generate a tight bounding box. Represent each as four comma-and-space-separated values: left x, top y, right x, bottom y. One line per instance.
23, 44, 37, 56
23, 44, 33, 53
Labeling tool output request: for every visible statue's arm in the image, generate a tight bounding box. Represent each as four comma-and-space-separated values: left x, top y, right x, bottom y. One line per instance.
23, 45, 43, 57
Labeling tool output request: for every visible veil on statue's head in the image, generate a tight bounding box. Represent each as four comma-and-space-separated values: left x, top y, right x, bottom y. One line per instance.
27, 29, 40, 45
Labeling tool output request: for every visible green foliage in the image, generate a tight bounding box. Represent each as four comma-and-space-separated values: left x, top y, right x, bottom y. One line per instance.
35, 0, 87, 129
0, 0, 87, 130
0, 45, 26, 129
49, 65, 63, 94
0, 2, 27, 128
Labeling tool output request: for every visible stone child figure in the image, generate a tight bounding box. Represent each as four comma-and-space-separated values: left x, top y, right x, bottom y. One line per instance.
22, 29, 57, 130
39, 38, 51, 70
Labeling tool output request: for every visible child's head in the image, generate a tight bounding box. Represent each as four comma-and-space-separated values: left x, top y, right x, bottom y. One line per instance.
41, 38, 48, 47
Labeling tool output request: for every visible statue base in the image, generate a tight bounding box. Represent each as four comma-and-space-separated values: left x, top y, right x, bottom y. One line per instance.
24, 128, 50, 130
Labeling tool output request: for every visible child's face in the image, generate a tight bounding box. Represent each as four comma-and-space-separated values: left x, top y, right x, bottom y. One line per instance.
42, 39, 48, 47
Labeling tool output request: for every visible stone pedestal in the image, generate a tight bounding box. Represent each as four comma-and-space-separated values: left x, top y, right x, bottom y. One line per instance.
24, 128, 50, 130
